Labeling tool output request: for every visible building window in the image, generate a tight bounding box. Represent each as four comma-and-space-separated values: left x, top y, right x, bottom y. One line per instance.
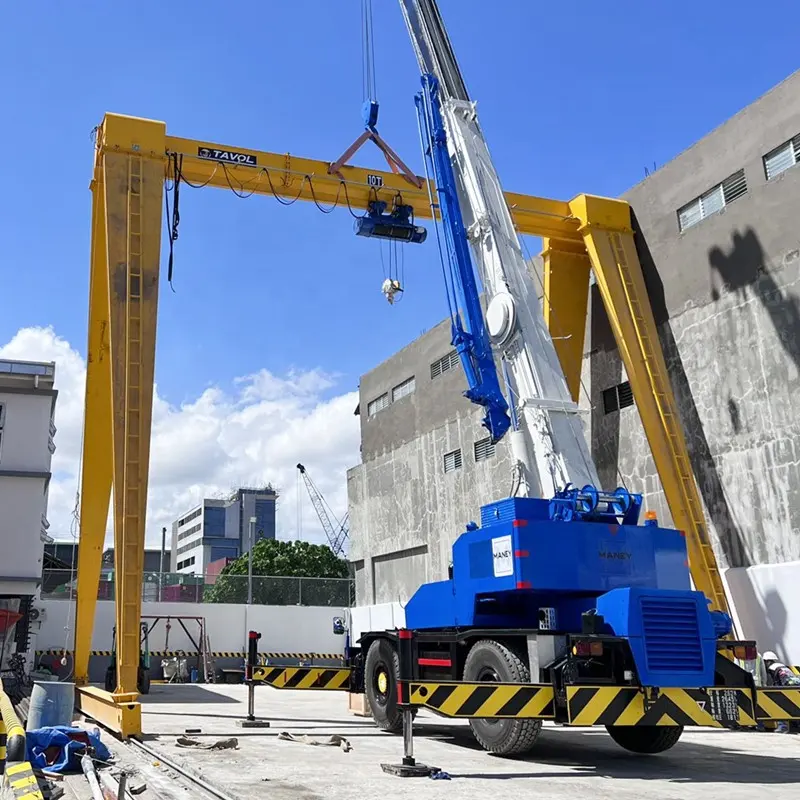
178, 507, 202, 527
392, 376, 416, 402
430, 350, 460, 379
178, 523, 202, 542
367, 392, 390, 417
443, 448, 463, 473
602, 381, 634, 414
177, 540, 202, 556
677, 169, 747, 232
474, 437, 496, 463
764, 134, 800, 180
177, 555, 196, 570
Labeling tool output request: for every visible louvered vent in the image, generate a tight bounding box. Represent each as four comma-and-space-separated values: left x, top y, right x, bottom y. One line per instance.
640, 596, 703, 673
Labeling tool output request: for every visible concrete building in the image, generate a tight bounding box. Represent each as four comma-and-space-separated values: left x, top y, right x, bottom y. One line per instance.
347, 69, 800, 655
0, 359, 57, 598
171, 486, 277, 574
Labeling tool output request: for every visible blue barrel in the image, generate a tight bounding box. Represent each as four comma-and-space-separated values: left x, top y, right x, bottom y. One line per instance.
26, 681, 75, 731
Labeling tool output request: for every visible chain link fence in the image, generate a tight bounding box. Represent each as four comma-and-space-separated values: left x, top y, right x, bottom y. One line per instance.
41, 569, 354, 608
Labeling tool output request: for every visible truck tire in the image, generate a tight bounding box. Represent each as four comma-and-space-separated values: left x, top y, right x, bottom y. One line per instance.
463, 639, 542, 756
138, 666, 151, 695
606, 725, 683, 754
365, 638, 407, 733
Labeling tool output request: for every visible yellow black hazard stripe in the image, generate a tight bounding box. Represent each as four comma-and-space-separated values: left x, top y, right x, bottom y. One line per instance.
567, 686, 756, 727
252, 666, 350, 690
4, 762, 44, 800
408, 682, 555, 718
0, 728, 7, 775
36, 649, 344, 660
755, 687, 800, 721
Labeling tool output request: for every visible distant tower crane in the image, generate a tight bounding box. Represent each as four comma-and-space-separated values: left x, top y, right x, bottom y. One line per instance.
296, 464, 349, 557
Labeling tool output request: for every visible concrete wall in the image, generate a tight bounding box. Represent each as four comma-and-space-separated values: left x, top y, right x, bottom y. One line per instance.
349, 407, 513, 605
359, 317, 478, 460
590, 68, 800, 569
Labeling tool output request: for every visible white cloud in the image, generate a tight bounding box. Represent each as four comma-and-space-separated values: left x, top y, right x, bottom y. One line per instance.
0, 327, 360, 551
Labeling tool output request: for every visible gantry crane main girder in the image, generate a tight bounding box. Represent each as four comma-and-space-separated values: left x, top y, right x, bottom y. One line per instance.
73, 112, 729, 737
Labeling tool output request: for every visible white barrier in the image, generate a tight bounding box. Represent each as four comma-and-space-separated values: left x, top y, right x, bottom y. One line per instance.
35, 600, 346, 656
725, 560, 800, 664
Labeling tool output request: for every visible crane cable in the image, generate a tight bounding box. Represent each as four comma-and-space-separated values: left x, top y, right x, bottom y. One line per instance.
361, 0, 377, 104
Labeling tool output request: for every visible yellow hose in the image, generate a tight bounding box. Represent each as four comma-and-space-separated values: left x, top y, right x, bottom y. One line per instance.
0, 684, 26, 763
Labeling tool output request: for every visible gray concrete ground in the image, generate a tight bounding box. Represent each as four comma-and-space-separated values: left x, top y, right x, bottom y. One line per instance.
89, 684, 800, 800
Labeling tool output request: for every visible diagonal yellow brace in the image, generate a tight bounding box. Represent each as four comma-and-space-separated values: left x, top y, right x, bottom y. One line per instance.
571, 194, 729, 616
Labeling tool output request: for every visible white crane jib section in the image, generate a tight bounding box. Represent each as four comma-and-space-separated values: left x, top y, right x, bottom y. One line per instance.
399, 0, 599, 498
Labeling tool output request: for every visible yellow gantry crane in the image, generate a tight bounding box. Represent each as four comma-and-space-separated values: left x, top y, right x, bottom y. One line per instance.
72, 112, 729, 737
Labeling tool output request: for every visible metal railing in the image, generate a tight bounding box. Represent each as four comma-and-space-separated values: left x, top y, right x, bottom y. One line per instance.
40, 569, 354, 608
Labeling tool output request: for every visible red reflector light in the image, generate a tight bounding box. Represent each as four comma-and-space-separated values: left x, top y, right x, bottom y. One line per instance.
512, 519, 528, 527
418, 657, 452, 668
573, 640, 603, 657
516, 581, 532, 589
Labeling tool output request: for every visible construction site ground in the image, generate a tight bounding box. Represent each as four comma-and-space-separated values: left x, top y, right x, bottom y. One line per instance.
70, 684, 800, 800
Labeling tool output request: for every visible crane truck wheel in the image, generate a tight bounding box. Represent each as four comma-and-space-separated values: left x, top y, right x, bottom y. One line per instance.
606, 725, 683, 754
463, 639, 542, 756
364, 639, 415, 732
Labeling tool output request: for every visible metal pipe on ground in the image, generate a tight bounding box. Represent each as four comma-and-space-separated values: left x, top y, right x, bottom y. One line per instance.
81, 753, 104, 800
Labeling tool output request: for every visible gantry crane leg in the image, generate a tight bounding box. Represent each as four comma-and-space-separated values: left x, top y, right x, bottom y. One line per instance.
73, 159, 113, 689
541, 238, 592, 403
74, 116, 165, 737
554, 195, 730, 618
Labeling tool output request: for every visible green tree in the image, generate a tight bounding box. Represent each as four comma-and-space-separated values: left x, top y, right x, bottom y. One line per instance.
204, 539, 351, 606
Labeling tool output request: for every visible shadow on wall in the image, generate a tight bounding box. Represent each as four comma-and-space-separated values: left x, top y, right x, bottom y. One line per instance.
726, 567, 790, 660
708, 227, 800, 371
589, 290, 623, 490
617, 211, 751, 568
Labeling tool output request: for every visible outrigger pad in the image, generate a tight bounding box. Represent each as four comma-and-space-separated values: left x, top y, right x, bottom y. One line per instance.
380, 762, 439, 777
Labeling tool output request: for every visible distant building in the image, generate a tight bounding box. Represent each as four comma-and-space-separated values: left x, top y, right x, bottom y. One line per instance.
171, 486, 277, 574
43, 543, 165, 575
0, 359, 57, 598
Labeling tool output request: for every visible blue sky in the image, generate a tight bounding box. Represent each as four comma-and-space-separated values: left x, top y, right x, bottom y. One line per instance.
1, 0, 797, 404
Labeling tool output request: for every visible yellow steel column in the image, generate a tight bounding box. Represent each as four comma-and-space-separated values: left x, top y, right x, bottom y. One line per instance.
103, 147, 163, 702
571, 194, 730, 616
541, 238, 591, 403
73, 158, 114, 686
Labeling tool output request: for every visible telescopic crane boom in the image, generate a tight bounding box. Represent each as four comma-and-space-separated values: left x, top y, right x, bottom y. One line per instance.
401, 0, 598, 499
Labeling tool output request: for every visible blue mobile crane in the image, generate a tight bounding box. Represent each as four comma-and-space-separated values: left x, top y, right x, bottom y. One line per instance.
346, 0, 777, 758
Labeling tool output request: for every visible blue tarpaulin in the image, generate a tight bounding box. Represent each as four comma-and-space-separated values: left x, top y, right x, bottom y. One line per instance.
26, 726, 111, 774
